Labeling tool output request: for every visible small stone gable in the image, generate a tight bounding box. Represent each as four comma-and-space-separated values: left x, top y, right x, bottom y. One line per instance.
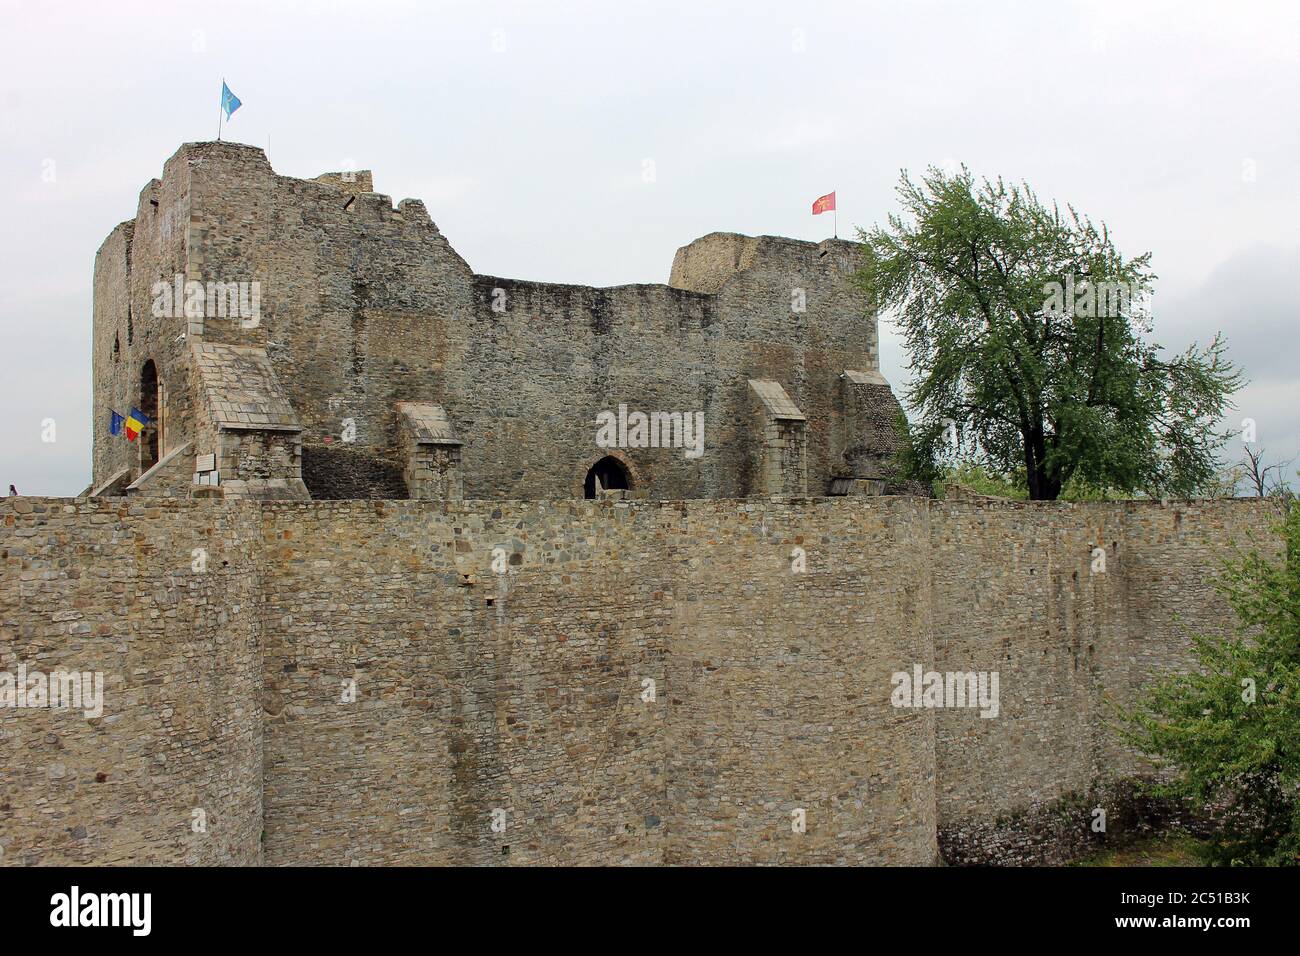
191, 342, 308, 500
192, 342, 301, 432
747, 379, 808, 495
396, 402, 464, 500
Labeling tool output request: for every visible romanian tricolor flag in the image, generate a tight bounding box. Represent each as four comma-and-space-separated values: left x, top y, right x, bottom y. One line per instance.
124, 407, 149, 442
812, 191, 836, 215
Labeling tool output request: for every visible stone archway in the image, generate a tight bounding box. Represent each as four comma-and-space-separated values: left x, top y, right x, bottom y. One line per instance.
584, 455, 632, 499
575, 449, 643, 499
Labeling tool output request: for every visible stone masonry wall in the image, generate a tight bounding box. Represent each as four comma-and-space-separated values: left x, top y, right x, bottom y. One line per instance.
256, 495, 935, 865
93, 144, 891, 503
0, 495, 1281, 865
300, 445, 408, 500
92, 153, 206, 490
123, 441, 195, 499
931, 497, 1285, 863
0, 497, 263, 865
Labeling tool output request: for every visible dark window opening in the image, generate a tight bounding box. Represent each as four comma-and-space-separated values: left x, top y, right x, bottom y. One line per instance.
584, 456, 630, 499
139, 359, 160, 471
112, 333, 120, 363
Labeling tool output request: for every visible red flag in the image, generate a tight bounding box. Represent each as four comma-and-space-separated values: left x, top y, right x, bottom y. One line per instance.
812, 191, 836, 215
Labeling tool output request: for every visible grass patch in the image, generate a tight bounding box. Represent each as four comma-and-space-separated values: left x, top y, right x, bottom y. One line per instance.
1073, 833, 1206, 867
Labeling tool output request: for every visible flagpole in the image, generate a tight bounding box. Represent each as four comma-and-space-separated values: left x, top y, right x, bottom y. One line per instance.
217, 78, 223, 141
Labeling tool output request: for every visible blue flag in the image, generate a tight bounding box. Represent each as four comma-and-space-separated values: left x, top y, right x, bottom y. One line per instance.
221, 81, 242, 120
109, 409, 125, 437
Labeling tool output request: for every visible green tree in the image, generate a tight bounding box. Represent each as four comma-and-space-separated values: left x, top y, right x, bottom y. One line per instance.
858, 167, 1242, 500
1120, 504, 1300, 865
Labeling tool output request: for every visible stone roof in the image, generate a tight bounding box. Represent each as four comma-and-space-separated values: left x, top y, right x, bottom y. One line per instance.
843, 369, 890, 387
192, 342, 301, 431
396, 402, 460, 444
747, 379, 805, 420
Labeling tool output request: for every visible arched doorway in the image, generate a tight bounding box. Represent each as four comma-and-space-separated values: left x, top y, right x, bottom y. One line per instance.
584, 456, 630, 499
139, 359, 161, 471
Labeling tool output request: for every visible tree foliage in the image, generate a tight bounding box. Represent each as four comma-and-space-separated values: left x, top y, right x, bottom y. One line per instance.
1120, 504, 1300, 865
858, 167, 1242, 500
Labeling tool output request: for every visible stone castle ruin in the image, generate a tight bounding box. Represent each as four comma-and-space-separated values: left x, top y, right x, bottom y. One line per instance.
0, 143, 1279, 866
90, 141, 914, 504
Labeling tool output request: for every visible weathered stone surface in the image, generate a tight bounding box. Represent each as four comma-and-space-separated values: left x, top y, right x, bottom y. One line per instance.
0, 498, 263, 865
0, 495, 1280, 865
192, 342, 300, 432
301, 445, 408, 500
396, 402, 463, 501
50, 143, 1279, 868
91, 143, 907, 502
124, 441, 195, 498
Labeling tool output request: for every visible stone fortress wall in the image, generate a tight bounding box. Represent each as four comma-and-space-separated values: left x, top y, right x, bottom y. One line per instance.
91, 142, 903, 504
1, 494, 1279, 865
32, 143, 1279, 866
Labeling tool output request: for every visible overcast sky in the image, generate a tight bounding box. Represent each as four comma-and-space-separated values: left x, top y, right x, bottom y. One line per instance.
2, 0, 1297, 496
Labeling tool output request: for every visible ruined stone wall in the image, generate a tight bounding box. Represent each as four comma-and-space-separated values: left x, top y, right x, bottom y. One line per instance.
92, 152, 206, 490
91, 143, 468, 494
0, 497, 263, 865
93, 144, 886, 502
1, 495, 1279, 865
452, 277, 720, 500
451, 233, 874, 501
91, 222, 134, 486
218, 430, 300, 485
839, 375, 908, 482
672, 235, 876, 492
300, 445, 408, 500
180, 144, 469, 459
